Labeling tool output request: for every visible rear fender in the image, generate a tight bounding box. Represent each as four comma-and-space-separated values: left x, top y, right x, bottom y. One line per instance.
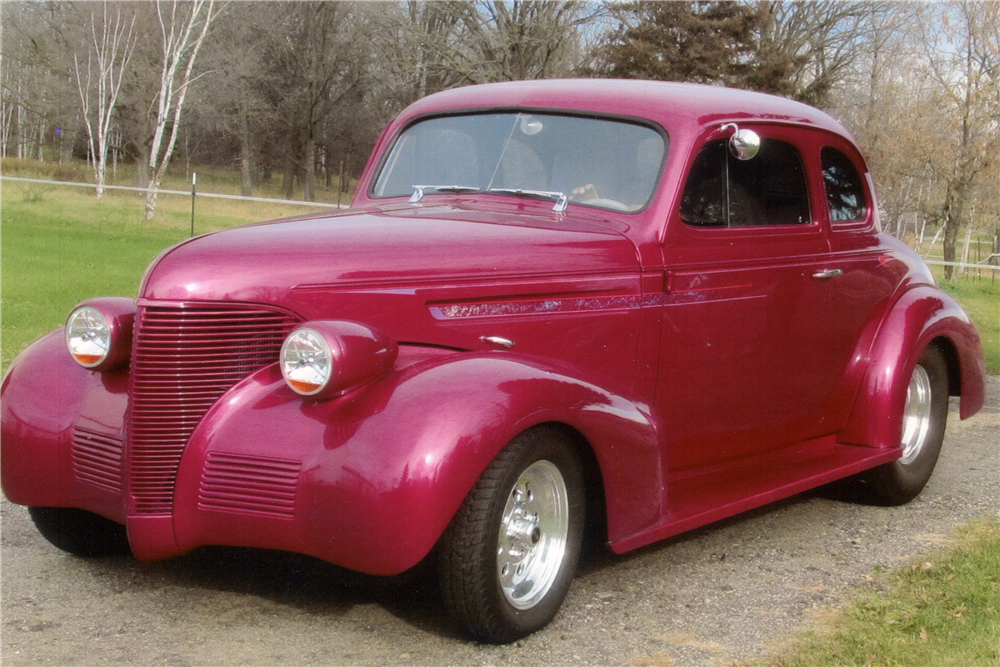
839, 286, 985, 448
171, 351, 662, 574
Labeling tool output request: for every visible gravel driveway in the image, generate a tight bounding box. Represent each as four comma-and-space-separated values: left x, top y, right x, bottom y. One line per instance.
2, 377, 997, 667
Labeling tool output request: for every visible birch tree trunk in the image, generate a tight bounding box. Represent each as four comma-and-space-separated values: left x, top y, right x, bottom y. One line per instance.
144, 0, 218, 220
74, 2, 136, 198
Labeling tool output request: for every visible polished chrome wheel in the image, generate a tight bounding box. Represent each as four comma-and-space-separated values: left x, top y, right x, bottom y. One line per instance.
439, 427, 584, 642
496, 460, 569, 610
900, 364, 933, 464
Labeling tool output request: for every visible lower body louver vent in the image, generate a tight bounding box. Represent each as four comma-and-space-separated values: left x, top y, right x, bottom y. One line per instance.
198, 452, 301, 518
73, 427, 124, 494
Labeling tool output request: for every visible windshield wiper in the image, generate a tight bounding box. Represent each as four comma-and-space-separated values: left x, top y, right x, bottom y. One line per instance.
409, 185, 481, 203
487, 188, 568, 213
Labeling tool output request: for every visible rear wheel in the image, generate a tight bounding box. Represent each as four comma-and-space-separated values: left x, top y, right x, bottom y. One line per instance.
28, 507, 131, 557
854, 346, 949, 505
439, 427, 585, 643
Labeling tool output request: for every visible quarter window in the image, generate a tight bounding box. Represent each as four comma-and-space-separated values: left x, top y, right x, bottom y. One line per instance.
680, 138, 810, 227
821, 147, 866, 222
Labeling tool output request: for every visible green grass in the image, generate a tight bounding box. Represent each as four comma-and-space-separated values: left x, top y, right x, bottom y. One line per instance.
0, 180, 338, 373
0, 156, 357, 204
758, 519, 1000, 667
936, 276, 1000, 376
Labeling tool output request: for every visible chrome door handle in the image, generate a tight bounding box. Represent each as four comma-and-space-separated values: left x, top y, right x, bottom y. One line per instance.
812, 269, 843, 280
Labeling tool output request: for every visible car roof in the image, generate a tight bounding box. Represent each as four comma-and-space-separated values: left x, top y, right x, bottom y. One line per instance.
400, 79, 855, 143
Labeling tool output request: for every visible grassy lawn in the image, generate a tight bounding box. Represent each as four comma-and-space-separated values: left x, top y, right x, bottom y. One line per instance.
937, 275, 1000, 377
755, 519, 1000, 667
0, 156, 356, 205
0, 179, 336, 372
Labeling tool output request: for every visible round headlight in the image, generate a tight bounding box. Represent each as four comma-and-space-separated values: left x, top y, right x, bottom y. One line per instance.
66, 306, 112, 368
280, 327, 333, 396
279, 321, 398, 400
64, 298, 136, 371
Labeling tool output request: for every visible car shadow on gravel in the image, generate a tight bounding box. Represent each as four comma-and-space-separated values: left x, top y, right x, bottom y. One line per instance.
576, 490, 820, 576
111, 543, 467, 639
83, 490, 827, 642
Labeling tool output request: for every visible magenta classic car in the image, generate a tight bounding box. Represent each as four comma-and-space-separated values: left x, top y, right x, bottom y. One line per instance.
1, 80, 986, 642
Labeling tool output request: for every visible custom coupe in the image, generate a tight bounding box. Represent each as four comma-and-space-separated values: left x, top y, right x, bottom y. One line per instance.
1, 80, 985, 642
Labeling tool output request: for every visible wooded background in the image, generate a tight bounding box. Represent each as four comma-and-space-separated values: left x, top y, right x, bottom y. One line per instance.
2, 1, 997, 273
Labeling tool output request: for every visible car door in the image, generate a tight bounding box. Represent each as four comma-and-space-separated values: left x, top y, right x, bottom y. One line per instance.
655, 125, 841, 474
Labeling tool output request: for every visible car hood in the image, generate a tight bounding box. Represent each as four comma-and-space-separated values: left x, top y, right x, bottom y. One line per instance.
140, 204, 640, 305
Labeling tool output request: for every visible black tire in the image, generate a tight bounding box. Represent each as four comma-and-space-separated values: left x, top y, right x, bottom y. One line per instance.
28, 507, 131, 557
853, 345, 949, 506
438, 426, 585, 643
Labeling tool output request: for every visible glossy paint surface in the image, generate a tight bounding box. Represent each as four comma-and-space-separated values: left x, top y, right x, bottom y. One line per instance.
0, 80, 986, 573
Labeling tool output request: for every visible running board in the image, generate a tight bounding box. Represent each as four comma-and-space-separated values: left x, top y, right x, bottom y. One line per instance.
610, 440, 901, 554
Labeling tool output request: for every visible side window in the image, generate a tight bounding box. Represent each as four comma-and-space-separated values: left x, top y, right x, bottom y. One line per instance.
821, 147, 866, 222
681, 138, 810, 227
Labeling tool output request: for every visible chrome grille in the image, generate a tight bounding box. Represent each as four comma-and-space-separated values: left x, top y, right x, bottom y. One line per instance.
127, 304, 299, 514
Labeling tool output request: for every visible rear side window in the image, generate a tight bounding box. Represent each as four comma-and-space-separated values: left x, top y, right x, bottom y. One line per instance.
680, 138, 810, 227
821, 147, 866, 222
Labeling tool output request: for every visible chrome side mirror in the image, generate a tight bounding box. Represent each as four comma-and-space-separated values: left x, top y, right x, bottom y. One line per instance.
721, 123, 760, 161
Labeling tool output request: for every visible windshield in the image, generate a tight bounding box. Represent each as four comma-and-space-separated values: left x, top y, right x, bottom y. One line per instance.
372, 112, 667, 213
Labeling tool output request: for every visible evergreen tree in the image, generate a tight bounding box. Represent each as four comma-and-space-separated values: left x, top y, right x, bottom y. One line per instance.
591, 1, 801, 98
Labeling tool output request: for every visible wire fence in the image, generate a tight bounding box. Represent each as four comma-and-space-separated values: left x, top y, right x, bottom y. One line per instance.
0, 174, 347, 237
0, 175, 346, 208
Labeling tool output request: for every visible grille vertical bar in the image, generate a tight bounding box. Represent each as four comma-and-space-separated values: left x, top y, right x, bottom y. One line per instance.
127, 304, 299, 514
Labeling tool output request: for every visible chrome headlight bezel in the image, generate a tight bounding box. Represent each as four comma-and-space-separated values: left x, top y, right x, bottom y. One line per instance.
280, 321, 398, 400
66, 306, 111, 368
65, 298, 136, 371
280, 327, 334, 396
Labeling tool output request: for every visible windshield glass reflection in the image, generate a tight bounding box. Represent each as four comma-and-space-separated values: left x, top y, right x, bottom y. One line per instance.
373, 113, 667, 213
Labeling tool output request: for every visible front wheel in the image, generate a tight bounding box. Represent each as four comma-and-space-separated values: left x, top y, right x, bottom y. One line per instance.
854, 345, 950, 505
28, 507, 131, 557
439, 427, 585, 643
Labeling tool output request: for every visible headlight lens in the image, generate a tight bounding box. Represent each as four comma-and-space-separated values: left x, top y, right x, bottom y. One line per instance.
66, 306, 112, 367
280, 328, 333, 396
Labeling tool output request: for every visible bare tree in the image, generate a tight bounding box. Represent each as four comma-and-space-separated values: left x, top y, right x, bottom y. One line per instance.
144, 0, 219, 220
753, 1, 880, 105
0, 2, 79, 162
265, 2, 371, 201
196, 3, 277, 196
74, 2, 136, 197
916, 2, 998, 277
425, 1, 596, 84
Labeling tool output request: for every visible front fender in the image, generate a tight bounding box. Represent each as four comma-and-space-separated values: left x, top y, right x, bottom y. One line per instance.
840, 286, 985, 449
171, 350, 662, 575
0, 329, 129, 522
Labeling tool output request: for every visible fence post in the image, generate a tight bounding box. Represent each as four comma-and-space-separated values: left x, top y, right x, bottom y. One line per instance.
190, 172, 197, 237
338, 160, 344, 208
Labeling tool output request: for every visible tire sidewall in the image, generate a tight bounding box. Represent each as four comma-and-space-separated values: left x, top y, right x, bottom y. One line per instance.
28, 506, 131, 557
484, 430, 586, 640
864, 345, 950, 505
892, 346, 949, 487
